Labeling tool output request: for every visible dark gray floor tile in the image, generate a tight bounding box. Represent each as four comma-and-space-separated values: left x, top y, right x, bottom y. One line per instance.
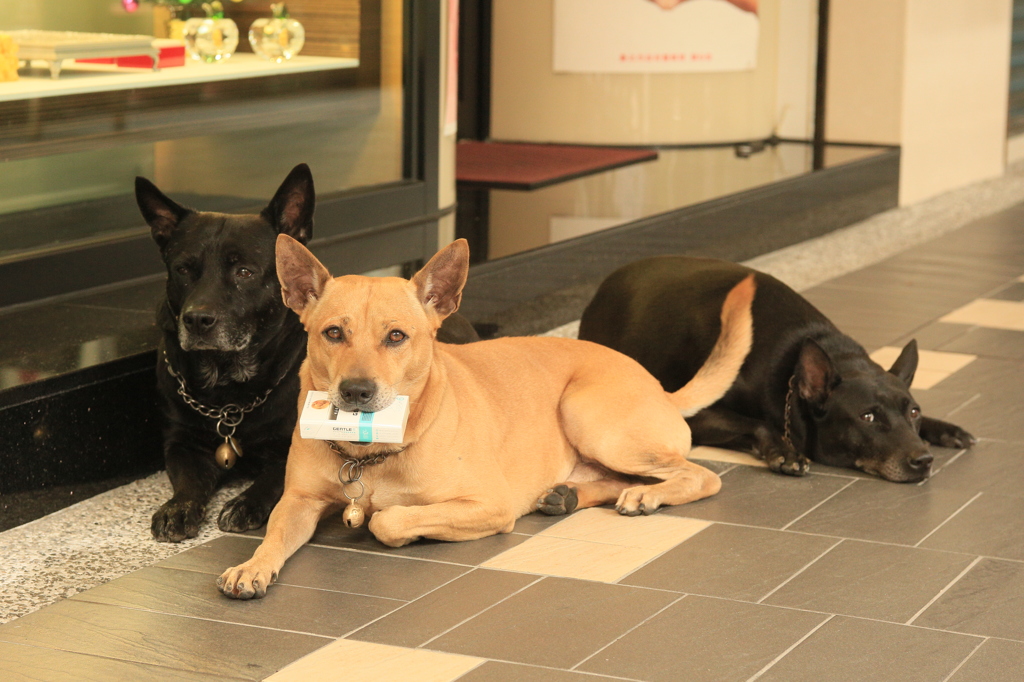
307, 514, 531, 564
688, 457, 737, 475
942, 397, 1024, 442
662, 466, 855, 528
0, 599, 328, 680
786, 478, 978, 545
894, 321, 972, 352
621, 524, 838, 602
456, 661, 608, 682
920, 494, 1024, 561
157, 535, 470, 601
802, 284, 952, 335
577, 595, 827, 682
0, 640, 239, 682
928, 358, 1024, 441
352, 568, 538, 648
428, 576, 676, 668
828, 324, 904, 353
938, 326, 1024, 362
756, 616, 982, 682
928, 440, 1024, 498
947, 638, 1024, 682
511, 512, 570, 535
763, 539, 975, 622
71, 565, 400, 638
984, 281, 1024, 301
915, 558, 1024, 640
915, 387, 980, 423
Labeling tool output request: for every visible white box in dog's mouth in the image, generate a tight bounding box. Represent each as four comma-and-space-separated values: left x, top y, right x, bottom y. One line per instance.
299, 391, 410, 443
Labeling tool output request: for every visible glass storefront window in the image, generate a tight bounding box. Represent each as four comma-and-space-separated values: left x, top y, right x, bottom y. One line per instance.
0, 0, 405, 262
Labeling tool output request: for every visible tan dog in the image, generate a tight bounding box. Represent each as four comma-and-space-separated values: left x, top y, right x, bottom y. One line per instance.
218, 237, 755, 599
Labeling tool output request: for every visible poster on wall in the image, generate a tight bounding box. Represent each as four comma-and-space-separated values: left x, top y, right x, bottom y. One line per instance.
553, 0, 760, 74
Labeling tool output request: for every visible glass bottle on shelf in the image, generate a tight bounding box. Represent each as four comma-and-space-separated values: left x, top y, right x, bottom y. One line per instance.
248, 3, 305, 63
184, 1, 239, 63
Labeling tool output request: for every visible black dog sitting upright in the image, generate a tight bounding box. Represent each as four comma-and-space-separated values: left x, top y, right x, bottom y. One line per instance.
137, 164, 314, 542
579, 256, 975, 483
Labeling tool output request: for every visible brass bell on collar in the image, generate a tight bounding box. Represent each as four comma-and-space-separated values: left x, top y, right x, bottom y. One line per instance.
215, 437, 242, 470
343, 502, 366, 528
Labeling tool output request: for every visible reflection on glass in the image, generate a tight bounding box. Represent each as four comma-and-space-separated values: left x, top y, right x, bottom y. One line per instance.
482, 144, 885, 260
0, 0, 404, 261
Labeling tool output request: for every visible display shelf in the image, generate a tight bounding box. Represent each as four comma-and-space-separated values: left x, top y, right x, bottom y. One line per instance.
0, 53, 358, 102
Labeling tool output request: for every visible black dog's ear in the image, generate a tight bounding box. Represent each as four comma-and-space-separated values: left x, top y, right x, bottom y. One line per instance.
411, 239, 470, 320
888, 339, 919, 388
276, 234, 331, 314
795, 338, 840, 405
263, 163, 315, 244
135, 177, 192, 249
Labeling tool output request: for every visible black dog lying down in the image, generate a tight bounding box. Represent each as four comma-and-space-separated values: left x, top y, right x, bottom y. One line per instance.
579, 256, 975, 483
138, 164, 478, 541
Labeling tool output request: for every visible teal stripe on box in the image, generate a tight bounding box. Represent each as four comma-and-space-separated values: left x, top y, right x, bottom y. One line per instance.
359, 411, 374, 441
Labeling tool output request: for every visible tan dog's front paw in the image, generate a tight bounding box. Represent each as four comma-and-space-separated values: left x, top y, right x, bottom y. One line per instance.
217, 561, 278, 600
368, 507, 418, 547
615, 486, 663, 517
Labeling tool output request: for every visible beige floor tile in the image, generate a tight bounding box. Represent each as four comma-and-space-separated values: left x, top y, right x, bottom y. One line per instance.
482, 534, 666, 583
940, 299, 1024, 331
690, 446, 767, 468
869, 347, 977, 389
266, 638, 484, 682
482, 511, 710, 583
540, 508, 710, 552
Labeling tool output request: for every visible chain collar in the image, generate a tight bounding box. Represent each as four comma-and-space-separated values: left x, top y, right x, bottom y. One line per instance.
781, 374, 797, 450
163, 350, 282, 441
328, 440, 407, 508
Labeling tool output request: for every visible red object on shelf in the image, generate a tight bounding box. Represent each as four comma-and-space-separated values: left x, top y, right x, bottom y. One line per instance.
77, 40, 185, 69
456, 141, 659, 190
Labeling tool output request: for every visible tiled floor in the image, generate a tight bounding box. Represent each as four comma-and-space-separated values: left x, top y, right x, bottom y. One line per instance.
3, 204, 1024, 681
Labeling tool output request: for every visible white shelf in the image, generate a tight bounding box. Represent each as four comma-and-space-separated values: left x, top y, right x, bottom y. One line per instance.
0, 53, 359, 102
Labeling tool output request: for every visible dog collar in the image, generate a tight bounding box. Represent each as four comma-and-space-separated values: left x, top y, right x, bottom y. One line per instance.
163, 350, 284, 470
328, 440, 407, 529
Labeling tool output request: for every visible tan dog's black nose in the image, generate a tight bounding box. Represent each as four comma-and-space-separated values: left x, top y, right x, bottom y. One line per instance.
340, 379, 377, 407
182, 307, 218, 333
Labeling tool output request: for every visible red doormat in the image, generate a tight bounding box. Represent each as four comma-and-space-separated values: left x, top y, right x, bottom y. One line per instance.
456, 141, 659, 190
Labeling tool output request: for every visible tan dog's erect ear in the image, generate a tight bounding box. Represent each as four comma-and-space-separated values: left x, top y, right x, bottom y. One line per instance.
411, 239, 470, 319
276, 234, 332, 314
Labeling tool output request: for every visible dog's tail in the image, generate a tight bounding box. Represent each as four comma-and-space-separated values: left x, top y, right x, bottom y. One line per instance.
668, 274, 756, 417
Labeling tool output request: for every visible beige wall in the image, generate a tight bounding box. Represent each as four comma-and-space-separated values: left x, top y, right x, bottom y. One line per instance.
825, 0, 905, 145
826, 0, 1011, 205
490, 0, 784, 145
775, 0, 818, 139
899, 0, 1011, 204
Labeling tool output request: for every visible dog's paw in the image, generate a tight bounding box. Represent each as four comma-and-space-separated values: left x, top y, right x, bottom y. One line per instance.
931, 426, 977, 449
615, 486, 663, 517
151, 499, 206, 542
217, 561, 277, 600
765, 449, 811, 477
368, 507, 418, 548
218, 494, 273, 533
536, 484, 578, 515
